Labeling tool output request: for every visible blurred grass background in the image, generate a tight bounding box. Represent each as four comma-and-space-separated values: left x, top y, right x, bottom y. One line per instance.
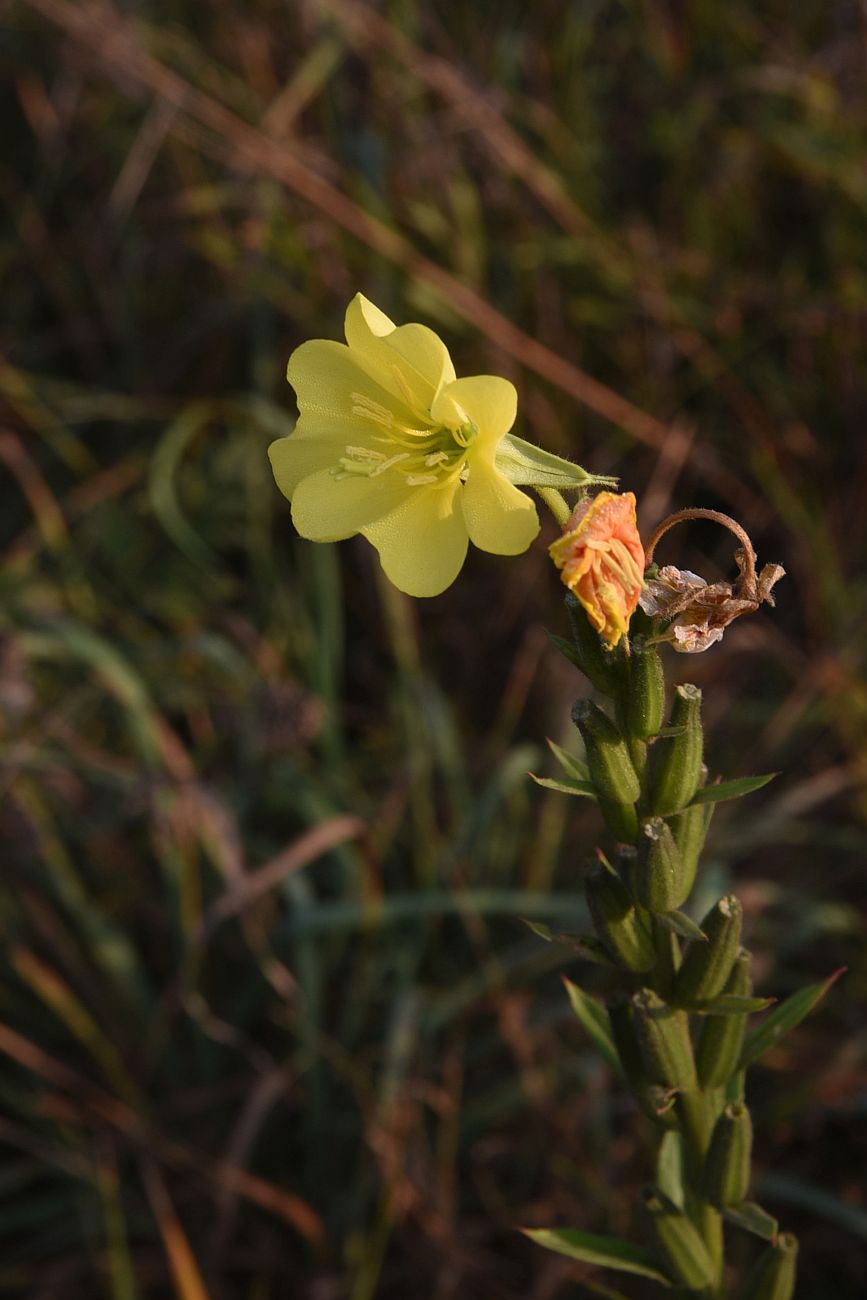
2, 1, 867, 1296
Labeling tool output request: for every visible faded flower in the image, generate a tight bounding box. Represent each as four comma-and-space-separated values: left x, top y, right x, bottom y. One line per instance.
640, 529, 785, 654
549, 491, 645, 648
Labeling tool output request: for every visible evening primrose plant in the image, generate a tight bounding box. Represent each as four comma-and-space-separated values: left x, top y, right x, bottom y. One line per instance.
270, 298, 841, 1299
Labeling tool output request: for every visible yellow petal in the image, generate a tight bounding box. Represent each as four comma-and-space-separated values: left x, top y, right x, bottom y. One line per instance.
344, 293, 396, 342
344, 293, 455, 411
291, 468, 413, 542
431, 375, 517, 444
269, 431, 357, 500
461, 458, 540, 555
361, 484, 468, 597
287, 338, 420, 428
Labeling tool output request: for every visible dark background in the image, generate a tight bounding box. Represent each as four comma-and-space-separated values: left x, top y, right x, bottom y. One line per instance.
2, 1, 866, 1296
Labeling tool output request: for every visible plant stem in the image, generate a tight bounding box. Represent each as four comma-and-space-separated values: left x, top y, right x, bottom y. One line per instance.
536, 486, 571, 526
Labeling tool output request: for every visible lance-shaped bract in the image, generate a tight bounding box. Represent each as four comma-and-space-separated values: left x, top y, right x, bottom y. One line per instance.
696, 950, 753, 1088
572, 699, 640, 841
639, 1186, 716, 1291
586, 865, 655, 972
648, 683, 704, 815
675, 894, 742, 1006
742, 1234, 799, 1300
632, 988, 697, 1091
701, 1101, 753, 1206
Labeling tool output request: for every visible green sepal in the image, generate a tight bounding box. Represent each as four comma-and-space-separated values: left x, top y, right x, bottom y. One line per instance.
639, 1186, 715, 1291
521, 1227, 672, 1286
585, 865, 656, 972
648, 684, 704, 815
632, 989, 697, 1090
696, 950, 753, 1088
626, 636, 666, 739
495, 432, 617, 490
674, 894, 742, 1007
701, 1101, 753, 1206
741, 1233, 799, 1300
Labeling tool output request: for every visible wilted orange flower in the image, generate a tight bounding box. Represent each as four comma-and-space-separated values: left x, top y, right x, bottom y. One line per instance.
549, 491, 645, 647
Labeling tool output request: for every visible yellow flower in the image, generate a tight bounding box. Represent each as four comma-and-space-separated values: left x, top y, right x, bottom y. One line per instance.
269, 295, 607, 597
549, 491, 645, 648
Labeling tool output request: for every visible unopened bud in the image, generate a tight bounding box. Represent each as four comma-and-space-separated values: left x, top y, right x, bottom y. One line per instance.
633, 817, 689, 913
608, 996, 677, 1127
626, 636, 666, 739
696, 950, 752, 1088
669, 800, 712, 899
564, 592, 624, 696
701, 1101, 753, 1206
675, 895, 742, 1006
648, 683, 703, 815
572, 700, 640, 840
639, 1186, 715, 1291
586, 866, 655, 972
632, 988, 696, 1090
742, 1234, 799, 1300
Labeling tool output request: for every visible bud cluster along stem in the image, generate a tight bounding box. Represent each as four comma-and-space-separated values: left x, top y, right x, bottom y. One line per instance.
560, 598, 797, 1300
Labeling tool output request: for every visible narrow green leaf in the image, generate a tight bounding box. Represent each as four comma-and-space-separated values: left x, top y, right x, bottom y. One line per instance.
696, 994, 774, 1015
530, 773, 597, 798
547, 632, 584, 671
655, 910, 706, 942
562, 978, 622, 1076
547, 737, 590, 782
521, 1228, 671, 1285
739, 968, 846, 1069
722, 1201, 778, 1241
687, 774, 777, 807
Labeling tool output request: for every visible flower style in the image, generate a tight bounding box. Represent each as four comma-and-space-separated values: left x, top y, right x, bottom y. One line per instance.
549, 491, 645, 648
269, 294, 606, 597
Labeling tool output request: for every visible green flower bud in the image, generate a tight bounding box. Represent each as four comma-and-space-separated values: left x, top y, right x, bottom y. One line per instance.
648, 683, 703, 815
632, 988, 696, 1090
639, 1186, 716, 1291
572, 700, 640, 840
626, 636, 666, 739
701, 1101, 753, 1206
633, 817, 689, 913
565, 592, 624, 696
586, 866, 655, 972
675, 895, 742, 1007
742, 1234, 799, 1300
696, 950, 753, 1088
608, 996, 677, 1127
669, 800, 712, 899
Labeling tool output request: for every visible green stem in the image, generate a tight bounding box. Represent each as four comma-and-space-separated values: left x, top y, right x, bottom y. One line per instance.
535, 486, 571, 526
